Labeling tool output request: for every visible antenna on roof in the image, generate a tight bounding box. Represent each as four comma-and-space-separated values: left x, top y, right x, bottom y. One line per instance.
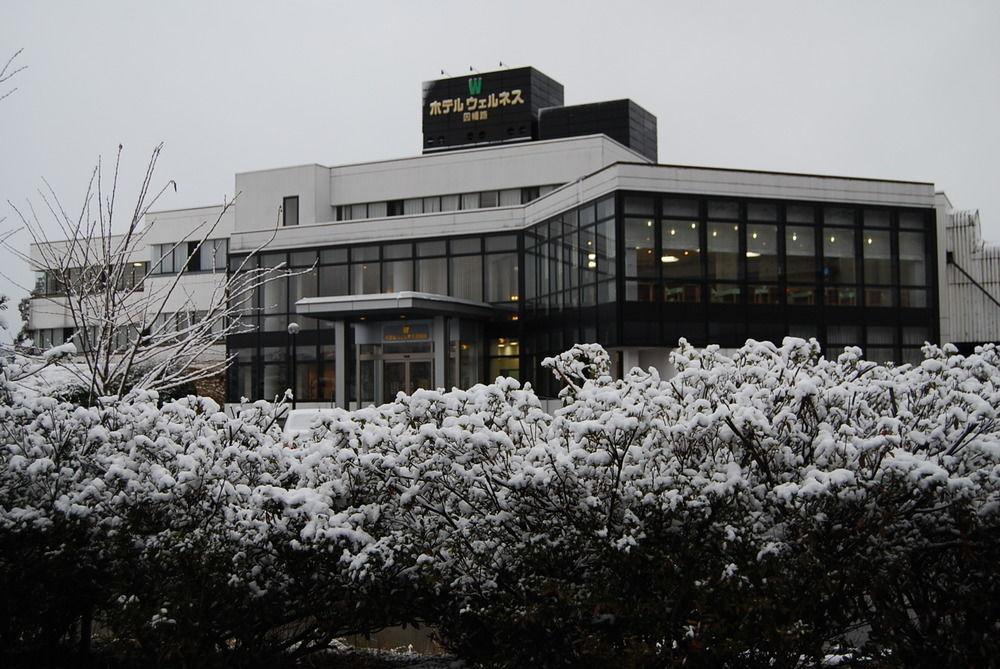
469, 66, 479, 73
499, 61, 506, 68
440, 69, 449, 76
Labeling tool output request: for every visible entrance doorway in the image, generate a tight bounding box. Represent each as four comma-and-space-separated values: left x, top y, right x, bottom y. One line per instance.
382, 355, 433, 400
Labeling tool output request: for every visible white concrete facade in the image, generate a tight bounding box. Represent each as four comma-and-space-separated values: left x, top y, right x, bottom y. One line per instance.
26, 205, 233, 353
24, 130, 1000, 396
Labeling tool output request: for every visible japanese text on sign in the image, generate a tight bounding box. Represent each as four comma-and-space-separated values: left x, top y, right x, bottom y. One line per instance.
427, 89, 525, 122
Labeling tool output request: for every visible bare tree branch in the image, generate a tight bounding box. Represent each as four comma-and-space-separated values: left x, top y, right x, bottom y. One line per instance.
3, 144, 303, 403
0, 48, 26, 103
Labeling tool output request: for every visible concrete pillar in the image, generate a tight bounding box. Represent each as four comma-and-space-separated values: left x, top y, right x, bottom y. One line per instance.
334, 320, 346, 407
433, 316, 446, 390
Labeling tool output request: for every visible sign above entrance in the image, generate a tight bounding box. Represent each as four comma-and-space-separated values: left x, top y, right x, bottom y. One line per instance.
383, 323, 430, 342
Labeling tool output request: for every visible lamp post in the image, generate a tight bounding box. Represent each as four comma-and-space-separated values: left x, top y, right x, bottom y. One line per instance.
287, 321, 300, 410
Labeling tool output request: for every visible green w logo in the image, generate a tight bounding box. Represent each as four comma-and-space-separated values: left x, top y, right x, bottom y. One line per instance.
467, 77, 482, 96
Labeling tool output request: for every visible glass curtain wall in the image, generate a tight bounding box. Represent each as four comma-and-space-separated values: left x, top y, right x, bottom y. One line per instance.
227, 233, 523, 402
611, 193, 935, 362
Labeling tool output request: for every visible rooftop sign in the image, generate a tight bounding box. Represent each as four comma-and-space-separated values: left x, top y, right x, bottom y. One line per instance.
421, 67, 564, 153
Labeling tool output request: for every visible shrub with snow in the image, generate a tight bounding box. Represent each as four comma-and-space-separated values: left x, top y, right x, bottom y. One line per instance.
0, 338, 998, 666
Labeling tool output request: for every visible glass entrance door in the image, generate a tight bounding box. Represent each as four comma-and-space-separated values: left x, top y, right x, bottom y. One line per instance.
383, 360, 407, 401
381, 356, 433, 403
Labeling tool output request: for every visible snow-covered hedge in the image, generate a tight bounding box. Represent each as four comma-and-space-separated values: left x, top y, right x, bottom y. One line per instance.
1, 338, 998, 666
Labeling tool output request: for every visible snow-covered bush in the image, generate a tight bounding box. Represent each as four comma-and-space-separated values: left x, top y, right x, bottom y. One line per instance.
1, 339, 998, 666
0, 364, 400, 665
317, 339, 1000, 666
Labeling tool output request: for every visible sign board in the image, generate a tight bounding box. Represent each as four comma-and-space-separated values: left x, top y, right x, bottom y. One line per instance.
422, 67, 564, 153
383, 322, 431, 342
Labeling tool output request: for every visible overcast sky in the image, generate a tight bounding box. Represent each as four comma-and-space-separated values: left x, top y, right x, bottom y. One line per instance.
2, 0, 999, 333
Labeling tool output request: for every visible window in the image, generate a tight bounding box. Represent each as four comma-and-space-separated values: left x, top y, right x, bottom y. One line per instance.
624, 218, 657, 279
663, 198, 698, 218
520, 187, 540, 204
479, 191, 498, 208
708, 222, 740, 281
499, 189, 520, 206
118, 261, 148, 291
199, 239, 228, 271
460, 193, 480, 210
416, 257, 447, 294
485, 253, 518, 305
351, 262, 380, 295
785, 226, 815, 284
786, 204, 815, 224
866, 326, 896, 363
825, 206, 855, 226
283, 196, 299, 227
450, 256, 482, 301
863, 230, 891, 284
289, 268, 317, 304
899, 231, 926, 286
823, 229, 856, 283
450, 237, 481, 254
319, 265, 348, 296
746, 224, 778, 281
382, 260, 413, 292
153, 244, 174, 274
823, 227, 858, 306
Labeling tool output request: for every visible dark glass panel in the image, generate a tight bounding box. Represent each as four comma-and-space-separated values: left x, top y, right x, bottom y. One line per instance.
661, 220, 700, 279
900, 288, 927, 308
624, 196, 654, 215
863, 229, 892, 284
786, 286, 816, 305
382, 260, 414, 293
417, 240, 447, 257
786, 204, 815, 224
747, 202, 777, 221
746, 224, 778, 281
824, 207, 855, 225
824, 228, 856, 283
485, 253, 518, 304
485, 235, 518, 252
864, 287, 894, 308
450, 256, 483, 301
899, 231, 926, 286
825, 286, 857, 306
748, 284, 780, 305
785, 226, 816, 283
663, 198, 699, 218
352, 245, 379, 262
624, 217, 657, 278
450, 237, 481, 254
382, 243, 412, 259
663, 284, 701, 303
864, 209, 890, 228
710, 283, 741, 304
708, 200, 739, 220
596, 196, 615, 221
708, 222, 740, 281
416, 257, 447, 294
319, 265, 348, 296
320, 248, 348, 264
351, 262, 380, 294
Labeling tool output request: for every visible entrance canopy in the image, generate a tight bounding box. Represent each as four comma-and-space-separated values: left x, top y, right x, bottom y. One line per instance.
293, 292, 496, 408
295, 291, 499, 321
